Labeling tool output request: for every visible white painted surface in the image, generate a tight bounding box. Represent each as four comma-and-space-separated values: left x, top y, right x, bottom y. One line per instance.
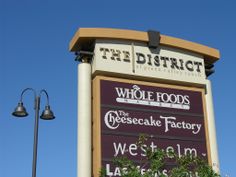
205, 80, 220, 173
92, 40, 132, 75
77, 63, 91, 177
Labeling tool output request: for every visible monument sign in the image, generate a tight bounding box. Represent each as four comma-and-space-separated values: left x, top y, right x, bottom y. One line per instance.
69, 28, 220, 177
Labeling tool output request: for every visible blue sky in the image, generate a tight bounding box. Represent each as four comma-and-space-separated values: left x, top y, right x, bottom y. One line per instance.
0, 0, 235, 176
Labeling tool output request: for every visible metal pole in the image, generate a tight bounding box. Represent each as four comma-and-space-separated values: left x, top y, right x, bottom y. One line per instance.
32, 96, 40, 177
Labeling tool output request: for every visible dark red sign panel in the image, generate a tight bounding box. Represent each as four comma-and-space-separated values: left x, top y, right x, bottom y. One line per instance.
101, 107, 205, 139
98, 79, 207, 176
102, 135, 207, 161
100, 80, 204, 114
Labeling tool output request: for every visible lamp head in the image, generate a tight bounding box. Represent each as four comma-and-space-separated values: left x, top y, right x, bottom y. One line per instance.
40, 105, 55, 120
12, 102, 28, 117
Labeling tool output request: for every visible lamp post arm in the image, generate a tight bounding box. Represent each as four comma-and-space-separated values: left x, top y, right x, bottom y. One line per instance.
20, 88, 37, 102
39, 89, 50, 106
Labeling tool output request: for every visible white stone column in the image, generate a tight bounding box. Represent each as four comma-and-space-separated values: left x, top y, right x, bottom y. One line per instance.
205, 80, 220, 173
77, 61, 91, 177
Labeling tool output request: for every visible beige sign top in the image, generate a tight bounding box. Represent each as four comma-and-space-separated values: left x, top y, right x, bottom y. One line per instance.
69, 28, 220, 64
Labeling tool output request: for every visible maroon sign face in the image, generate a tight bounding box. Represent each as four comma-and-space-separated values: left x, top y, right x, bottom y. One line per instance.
102, 135, 207, 160
100, 80, 204, 114
101, 107, 205, 139
98, 79, 207, 176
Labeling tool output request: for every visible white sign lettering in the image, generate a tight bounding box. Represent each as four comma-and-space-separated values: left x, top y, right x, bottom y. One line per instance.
115, 85, 190, 110
160, 116, 202, 135
105, 163, 168, 177
104, 110, 202, 135
112, 141, 198, 158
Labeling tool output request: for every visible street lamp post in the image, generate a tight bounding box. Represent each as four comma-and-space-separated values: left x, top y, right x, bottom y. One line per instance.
12, 88, 55, 177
